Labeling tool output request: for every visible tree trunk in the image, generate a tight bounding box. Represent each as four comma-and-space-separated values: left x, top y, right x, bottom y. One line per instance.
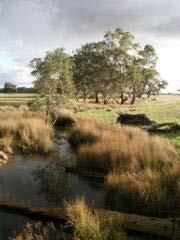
103, 93, 108, 104
120, 93, 128, 104
83, 92, 86, 102
45, 109, 49, 124
147, 92, 151, 98
95, 92, 99, 103
114, 97, 121, 104
131, 87, 136, 105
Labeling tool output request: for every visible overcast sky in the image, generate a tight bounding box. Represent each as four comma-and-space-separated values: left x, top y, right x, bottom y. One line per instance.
0, 0, 180, 92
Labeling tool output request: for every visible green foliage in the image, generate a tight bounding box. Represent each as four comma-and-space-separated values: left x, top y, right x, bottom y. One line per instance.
74, 27, 163, 104
4, 82, 17, 93
30, 48, 74, 122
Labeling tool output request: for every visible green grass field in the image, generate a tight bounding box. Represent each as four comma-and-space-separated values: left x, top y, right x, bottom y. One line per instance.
0, 93, 179, 148
78, 95, 180, 148
0, 93, 36, 107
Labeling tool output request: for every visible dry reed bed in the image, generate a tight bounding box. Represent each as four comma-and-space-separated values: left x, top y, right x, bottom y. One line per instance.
68, 116, 180, 215
0, 107, 53, 154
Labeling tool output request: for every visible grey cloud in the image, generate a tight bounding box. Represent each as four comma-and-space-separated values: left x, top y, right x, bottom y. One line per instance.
0, 0, 180, 90
48, 0, 180, 38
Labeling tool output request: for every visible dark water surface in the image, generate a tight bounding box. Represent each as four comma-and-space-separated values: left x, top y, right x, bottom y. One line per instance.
0, 139, 105, 239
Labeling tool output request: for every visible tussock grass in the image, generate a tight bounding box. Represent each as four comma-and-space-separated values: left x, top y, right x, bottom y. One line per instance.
52, 108, 76, 128
68, 117, 108, 149
69, 116, 180, 215
0, 107, 53, 154
67, 198, 127, 240
9, 222, 54, 240
77, 125, 178, 173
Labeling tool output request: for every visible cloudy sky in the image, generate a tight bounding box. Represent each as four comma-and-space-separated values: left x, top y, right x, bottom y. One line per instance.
0, 0, 180, 92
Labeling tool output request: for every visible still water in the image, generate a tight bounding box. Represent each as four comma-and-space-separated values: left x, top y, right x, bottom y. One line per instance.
0, 139, 105, 239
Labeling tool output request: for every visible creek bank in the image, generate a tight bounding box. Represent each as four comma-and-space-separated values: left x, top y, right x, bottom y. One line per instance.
0, 199, 179, 239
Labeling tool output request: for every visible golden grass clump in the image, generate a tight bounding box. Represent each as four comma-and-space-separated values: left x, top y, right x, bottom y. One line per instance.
0, 134, 13, 154
68, 117, 108, 149
69, 117, 179, 215
77, 125, 178, 174
19, 118, 53, 153
52, 108, 76, 128
67, 198, 127, 240
9, 222, 54, 240
0, 108, 53, 154
67, 198, 102, 240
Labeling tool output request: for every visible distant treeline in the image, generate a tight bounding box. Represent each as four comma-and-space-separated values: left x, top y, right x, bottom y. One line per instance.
0, 82, 37, 93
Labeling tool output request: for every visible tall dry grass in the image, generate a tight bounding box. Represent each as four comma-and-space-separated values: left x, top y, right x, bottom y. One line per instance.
67, 198, 127, 240
0, 107, 53, 154
68, 117, 108, 149
77, 125, 178, 173
9, 222, 54, 240
52, 108, 76, 128
68, 117, 180, 216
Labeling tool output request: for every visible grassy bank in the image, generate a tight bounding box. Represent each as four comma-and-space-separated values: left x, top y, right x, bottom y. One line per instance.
67, 115, 180, 216
77, 95, 180, 148
0, 107, 53, 154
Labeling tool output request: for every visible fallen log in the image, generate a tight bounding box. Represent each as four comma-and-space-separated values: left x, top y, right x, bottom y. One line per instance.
0, 199, 68, 222
117, 113, 155, 126
0, 199, 179, 239
146, 122, 180, 133
65, 166, 105, 179
117, 113, 180, 134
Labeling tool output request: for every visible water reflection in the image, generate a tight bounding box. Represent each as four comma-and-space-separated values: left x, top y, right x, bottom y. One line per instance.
33, 160, 105, 208
33, 161, 69, 206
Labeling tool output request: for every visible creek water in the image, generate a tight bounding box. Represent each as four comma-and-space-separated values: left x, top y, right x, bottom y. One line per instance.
0, 137, 105, 239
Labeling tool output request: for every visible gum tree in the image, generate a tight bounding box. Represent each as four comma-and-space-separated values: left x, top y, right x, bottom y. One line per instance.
30, 48, 74, 123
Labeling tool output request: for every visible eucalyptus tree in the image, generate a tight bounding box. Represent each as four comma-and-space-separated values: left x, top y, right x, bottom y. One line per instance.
145, 78, 168, 98
30, 48, 74, 122
104, 28, 139, 104
137, 44, 159, 98
74, 41, 114, 104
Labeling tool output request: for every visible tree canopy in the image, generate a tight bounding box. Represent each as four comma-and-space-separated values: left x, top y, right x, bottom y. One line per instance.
30, 48, 74, 122
30, 27, 168, 107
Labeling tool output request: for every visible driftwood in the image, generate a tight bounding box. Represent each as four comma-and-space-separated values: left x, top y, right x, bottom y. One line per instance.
0, 199, 179, 239
146, 122, 180, 133
117, 113, 180, 134
117, 113, 155, 126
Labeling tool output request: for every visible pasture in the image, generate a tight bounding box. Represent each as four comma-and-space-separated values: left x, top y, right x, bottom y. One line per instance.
0, 93, 36, 107
77, 95, 180, 148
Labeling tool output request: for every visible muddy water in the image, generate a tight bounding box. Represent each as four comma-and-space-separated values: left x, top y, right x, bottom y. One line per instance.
0, 138, 105, 239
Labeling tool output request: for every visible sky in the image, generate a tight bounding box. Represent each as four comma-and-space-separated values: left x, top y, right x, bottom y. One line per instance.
0, 0, 180, 92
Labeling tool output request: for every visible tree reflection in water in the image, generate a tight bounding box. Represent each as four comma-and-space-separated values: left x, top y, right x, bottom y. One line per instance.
33, 161, 69, 206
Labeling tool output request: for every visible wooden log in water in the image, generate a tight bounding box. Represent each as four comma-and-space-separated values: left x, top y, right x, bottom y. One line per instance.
0, 199, 180, 239
65, 166, 105, 179
0, 199, 68, 221
97, 209, 180, 239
